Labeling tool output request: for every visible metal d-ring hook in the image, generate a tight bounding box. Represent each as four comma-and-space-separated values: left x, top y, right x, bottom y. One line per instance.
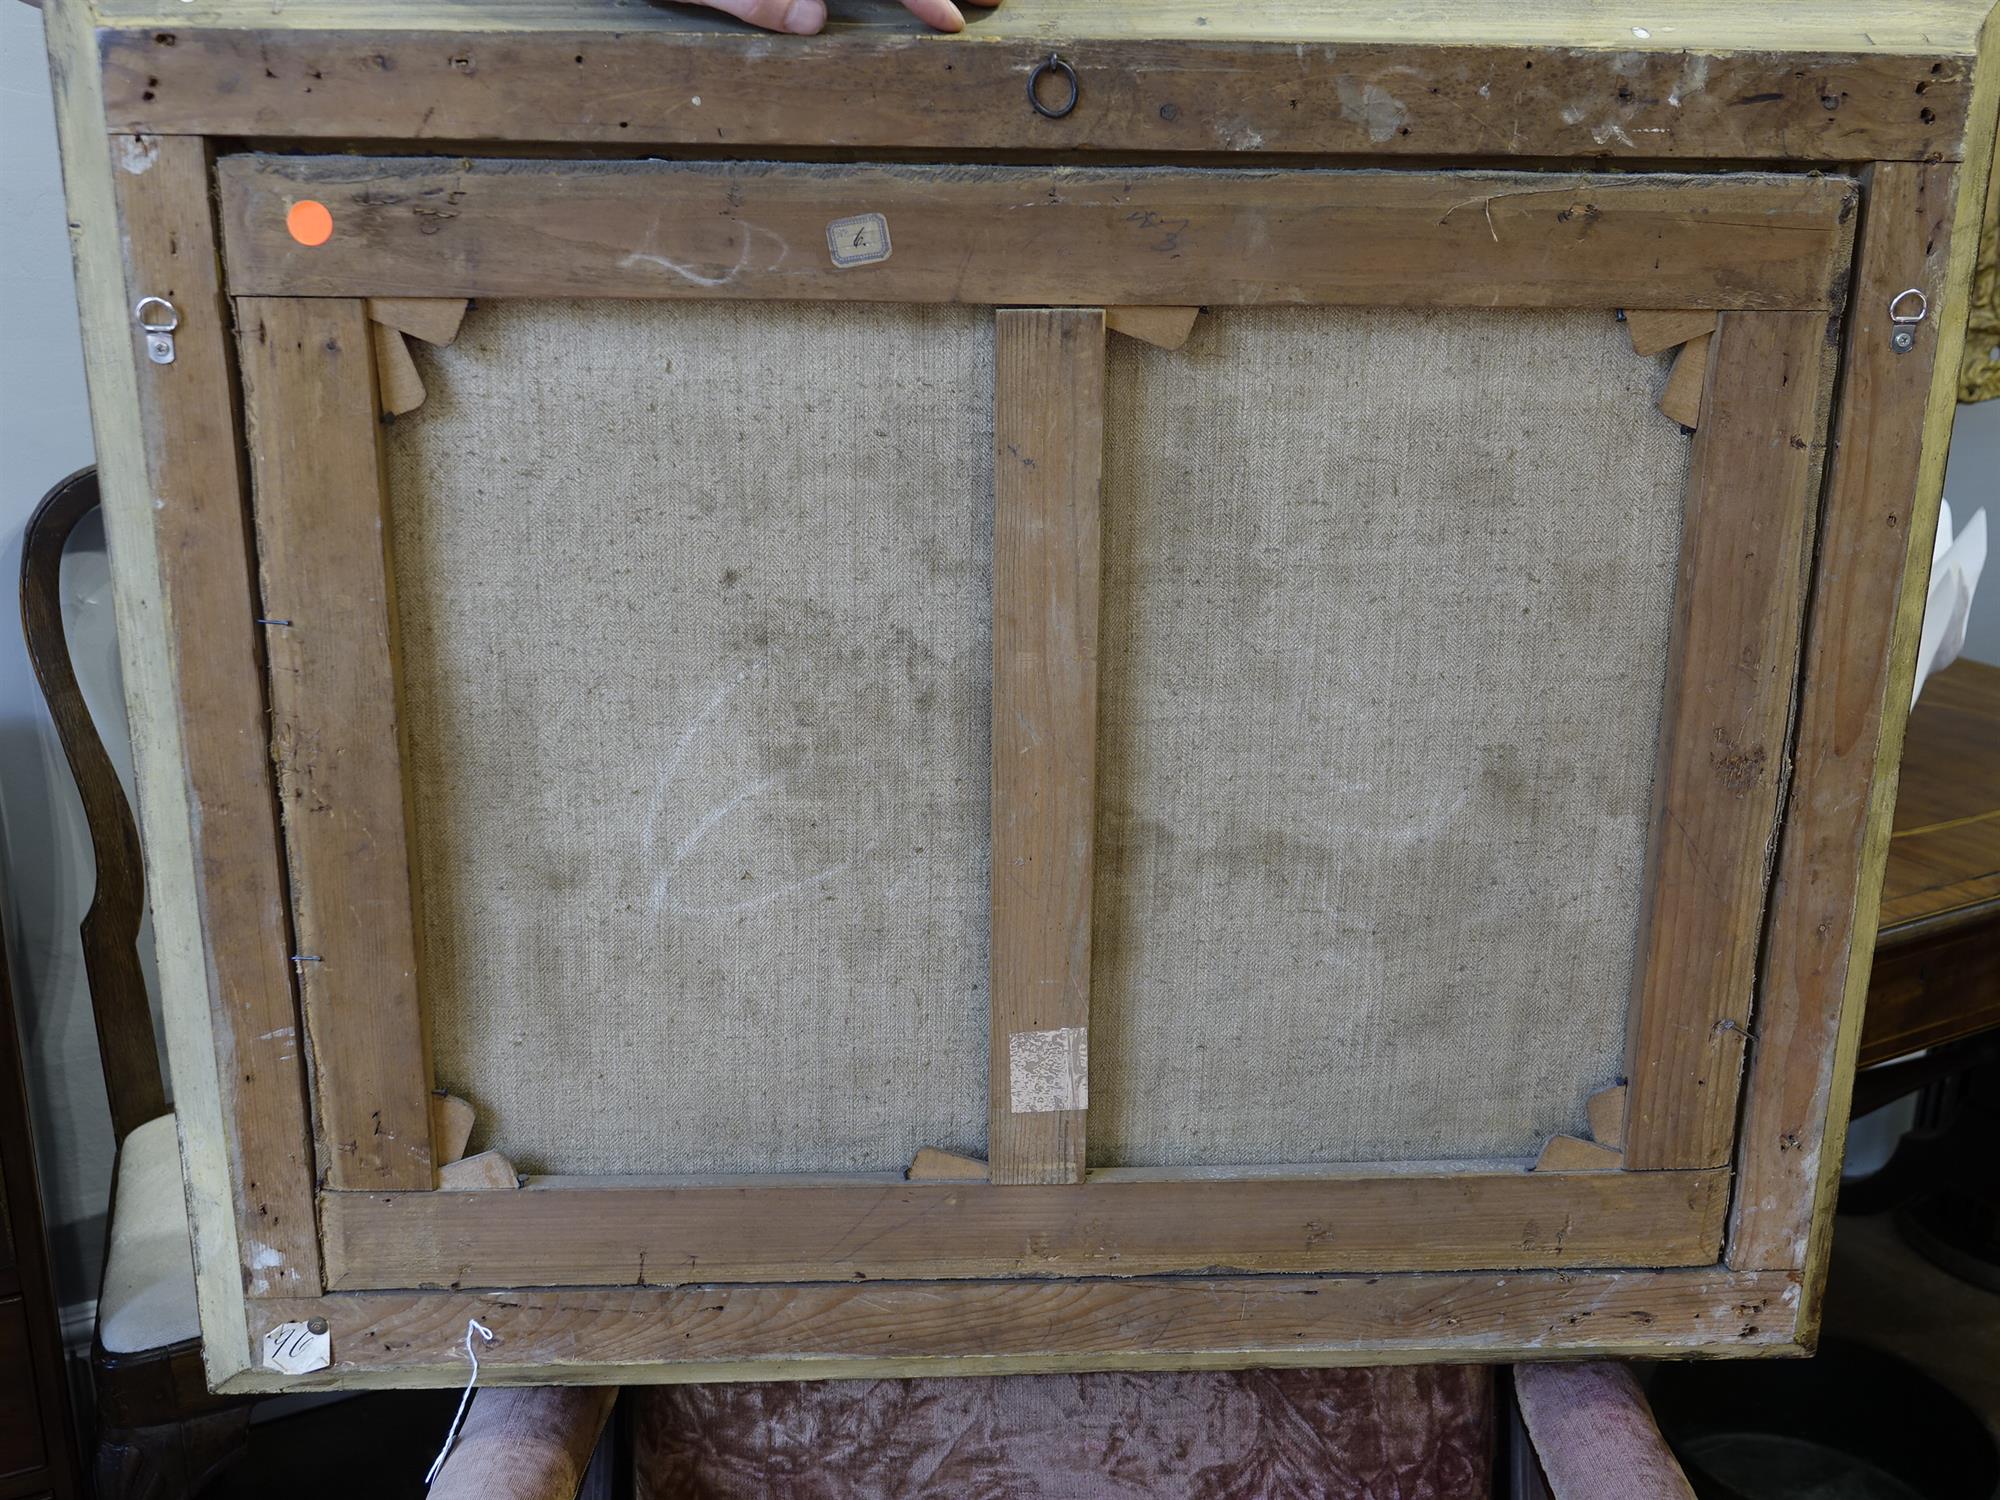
1888, 287, 1929, 323
1028, 52, 1079, 120
134, 295, 179, 334
133, 295, 180, 366
1888, 287, 1929, 354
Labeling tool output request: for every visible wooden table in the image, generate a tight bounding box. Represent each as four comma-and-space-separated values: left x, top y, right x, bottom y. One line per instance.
1862, 659, 2000, 1068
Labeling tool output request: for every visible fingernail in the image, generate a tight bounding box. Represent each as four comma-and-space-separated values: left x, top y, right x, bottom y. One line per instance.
782, 0, 825, 32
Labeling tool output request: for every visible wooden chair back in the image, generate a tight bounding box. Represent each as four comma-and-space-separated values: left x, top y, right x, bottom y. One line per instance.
20, 466, 164, 1142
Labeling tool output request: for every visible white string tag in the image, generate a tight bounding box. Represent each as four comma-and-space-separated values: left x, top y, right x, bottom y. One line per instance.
424, 1318, 495, 1486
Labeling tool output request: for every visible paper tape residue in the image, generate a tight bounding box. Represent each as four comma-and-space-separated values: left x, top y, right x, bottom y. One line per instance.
826, 212, 892, 269
1009, 1026, 1088, 1114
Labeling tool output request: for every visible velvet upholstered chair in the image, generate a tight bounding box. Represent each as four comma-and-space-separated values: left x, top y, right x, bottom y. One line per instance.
426, 1363, 1696, 1498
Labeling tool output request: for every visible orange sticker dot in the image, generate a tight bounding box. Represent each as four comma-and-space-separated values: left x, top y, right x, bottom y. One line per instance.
287, 199, 334, 248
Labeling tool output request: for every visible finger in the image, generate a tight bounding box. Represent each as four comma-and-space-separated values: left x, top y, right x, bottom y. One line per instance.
691, 0, 827, 34
963, 0, 1001, 8
900, 0, 968, 31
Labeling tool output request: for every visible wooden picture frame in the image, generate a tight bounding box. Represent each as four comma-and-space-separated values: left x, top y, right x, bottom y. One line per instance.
40, 0, 2000, 1390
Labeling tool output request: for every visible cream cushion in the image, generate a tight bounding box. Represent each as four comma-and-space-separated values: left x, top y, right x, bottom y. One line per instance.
99, 1112, 201, 1354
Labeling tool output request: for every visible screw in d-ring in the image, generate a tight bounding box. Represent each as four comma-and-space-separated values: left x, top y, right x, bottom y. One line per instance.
1028, 52, 1079, 119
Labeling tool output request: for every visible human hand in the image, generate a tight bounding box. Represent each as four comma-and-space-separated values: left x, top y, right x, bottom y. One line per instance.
687, 0, 998, 34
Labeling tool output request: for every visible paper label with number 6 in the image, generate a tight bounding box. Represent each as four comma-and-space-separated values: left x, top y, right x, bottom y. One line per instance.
826, 213, 892, 268
263, 1319, 332, 1374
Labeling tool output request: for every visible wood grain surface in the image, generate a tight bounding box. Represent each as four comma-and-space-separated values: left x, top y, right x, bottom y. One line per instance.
990, 309, 1104, 1186
320, 1166, 1728, 1289
238, 297, 435, 1194
215, 158, 1856, 311
228, 1263, 1806, 1391
98, 6, 1978, 165
1729, 161, 1975, 1276
1623, 311, 1831, 1171
109, 138, 322, 1301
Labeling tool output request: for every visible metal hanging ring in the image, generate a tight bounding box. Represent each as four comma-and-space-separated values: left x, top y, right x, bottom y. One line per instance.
1028, 53, 1079, 120
1888, 287, 1929, 325
133, 295, 179, 333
